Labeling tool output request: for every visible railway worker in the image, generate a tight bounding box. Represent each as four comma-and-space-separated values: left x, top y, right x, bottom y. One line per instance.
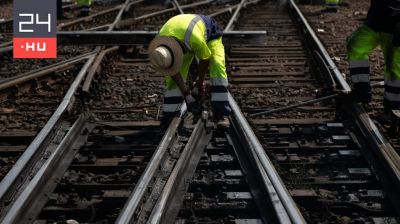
347, 0, 400, 122
148, 14, 232, 128
77, 0, 91, 17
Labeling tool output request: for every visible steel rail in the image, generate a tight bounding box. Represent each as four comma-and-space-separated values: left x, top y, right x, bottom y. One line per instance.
208, 0, 259, 18
352, 103, 400, 214
172, 0, 184, 14
58, 4, 122, 30
117, 5, 176, 28
227, 121, 286, 223
116, 1, 266, 224
107, 0, 144, 31
80, 0, 143, 93
1, 7, 133, 208
115, 112, 186, 224
290, 0, 400, 181
224, 0, 247, 32
0, 116, 93, 224
288, 0, 400, 216
116, 0, 211, 28
0, 51, 96, 90
229, 94, 306, 224
125, 0, 144, 12
224, 1, 306, 222
0, 1, 185, 218
0, 0, 136, 206
0, 54, 96, 213
287, 0, 351, 93
115, 2, 195, 222
146, 117, 211, 224
137, 2, 299, 222
353, 104, 400, 174
82, 46, 119, 92
86, 23, 112, 31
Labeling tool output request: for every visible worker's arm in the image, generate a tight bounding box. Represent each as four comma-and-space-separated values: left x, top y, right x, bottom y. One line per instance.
171, 73, 196, 104
171, 73, 187, 94
172, 37, 209, 94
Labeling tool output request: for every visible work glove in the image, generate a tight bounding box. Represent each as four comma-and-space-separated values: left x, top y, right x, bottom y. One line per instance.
184, 90, 195, 106
184, 90, 196, 104
191, 81, 206, 97
352, 83, 372, 104
184, 90, 201, 114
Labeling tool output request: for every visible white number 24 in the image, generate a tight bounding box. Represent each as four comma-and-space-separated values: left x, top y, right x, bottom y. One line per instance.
19, 13, 51, 33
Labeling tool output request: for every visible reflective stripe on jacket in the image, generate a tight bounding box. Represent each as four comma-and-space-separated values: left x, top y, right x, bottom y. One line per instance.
159, 14, 220, 60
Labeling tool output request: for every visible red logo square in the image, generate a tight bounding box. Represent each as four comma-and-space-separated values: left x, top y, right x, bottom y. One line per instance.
13, 37, 57, 58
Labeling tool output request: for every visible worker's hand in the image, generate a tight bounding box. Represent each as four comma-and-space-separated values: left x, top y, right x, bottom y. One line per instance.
185, 94, 196, 105
192, 81, 206, 97
352, 83, 372, 104
184, 90, 202, 114
183, 90, 196, 105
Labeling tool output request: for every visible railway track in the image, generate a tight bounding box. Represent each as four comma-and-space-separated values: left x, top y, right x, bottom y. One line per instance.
175, 132, 266, 223
116, 0, 241, 31
228, 1, 400, 223
0, 0, 161, 217
0, 0, 183, 200
298, 1, 400, 155
35, 120, 164, 223
2, 1, 299, 223
0, 48, 101, 187
0, 60, 86, 178
0, 0, 302, 223
1, 0, 400, 223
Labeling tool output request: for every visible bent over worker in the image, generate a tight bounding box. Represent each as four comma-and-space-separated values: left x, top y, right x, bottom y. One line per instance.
347, 0, 400, 122
148, 14, 232, 128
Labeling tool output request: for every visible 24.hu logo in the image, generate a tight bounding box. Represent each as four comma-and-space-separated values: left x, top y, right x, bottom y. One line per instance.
13, 0, 57, 58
